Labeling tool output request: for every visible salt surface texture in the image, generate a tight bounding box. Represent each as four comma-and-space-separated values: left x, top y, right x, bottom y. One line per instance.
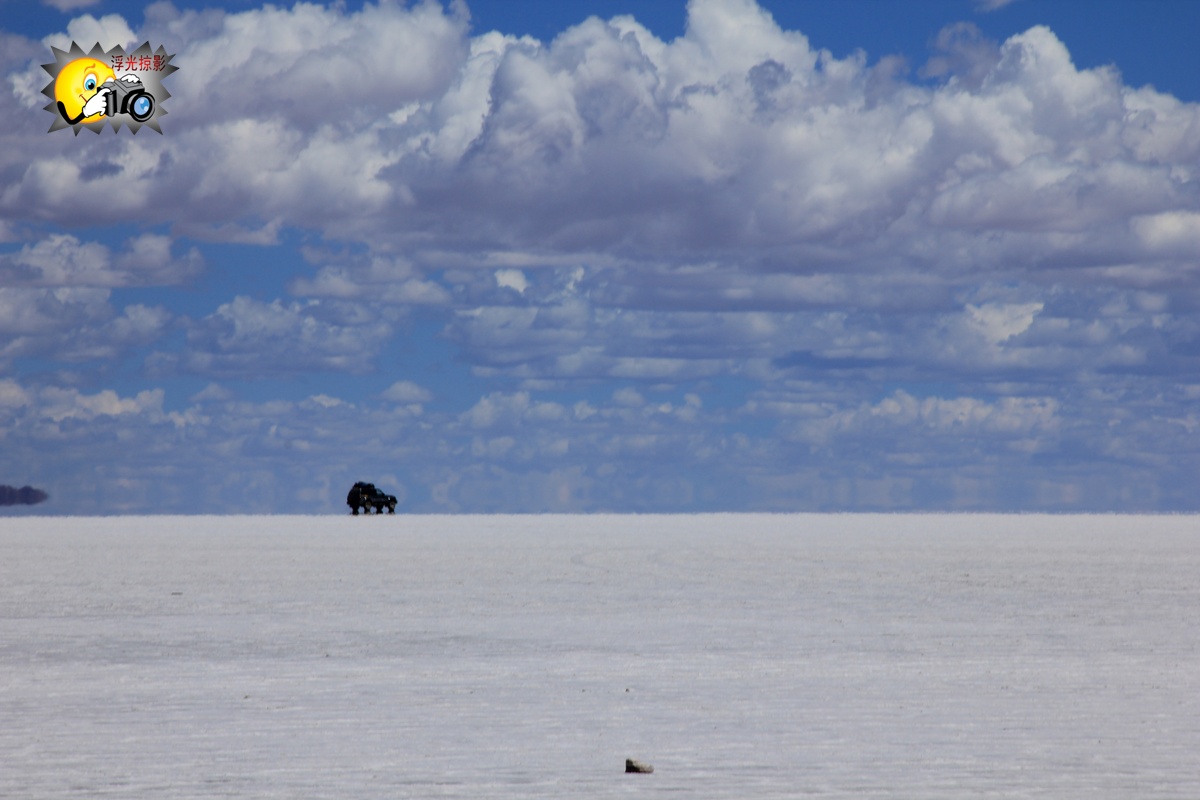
2, 514, 1198, 798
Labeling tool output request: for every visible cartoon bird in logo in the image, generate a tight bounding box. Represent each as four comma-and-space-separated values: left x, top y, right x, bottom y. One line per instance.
53, 57, 156, 126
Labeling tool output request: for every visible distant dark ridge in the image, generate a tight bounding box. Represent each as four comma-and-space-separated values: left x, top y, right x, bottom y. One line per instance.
0, 485, 48, 506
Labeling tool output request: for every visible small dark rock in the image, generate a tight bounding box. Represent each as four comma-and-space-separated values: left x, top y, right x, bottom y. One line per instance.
625, 758, 654, 774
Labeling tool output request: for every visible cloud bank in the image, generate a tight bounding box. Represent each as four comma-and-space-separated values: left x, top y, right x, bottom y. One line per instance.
2, 0, 1199, 512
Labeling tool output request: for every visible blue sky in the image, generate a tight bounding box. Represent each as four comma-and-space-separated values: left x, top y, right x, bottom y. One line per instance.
1, 0, 1198, 514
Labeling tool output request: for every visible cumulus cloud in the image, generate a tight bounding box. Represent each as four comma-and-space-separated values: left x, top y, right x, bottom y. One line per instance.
289, 252, 451, 305
782, 389, 1059, 447
5, 0, 1197, 281
382, 380, 434, 404
0, 233, 202, 288
919, 22, 1000, 88
43, 13, 136, 51
42, 0, 101, 11
975, 0, 1022, 11
0, 287, 171, 366
0, 233, 195, 366
159, 296, 393, 378
0, 361, 1196, 512
38, 385, 165, 422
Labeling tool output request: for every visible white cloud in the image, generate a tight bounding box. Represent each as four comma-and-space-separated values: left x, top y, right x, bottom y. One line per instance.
780, 389, 1059, 449
0, 378, 30, 410
0, 284, 172, 366
966, 302, 1043, 345
0, 231, 197, 366
382, 380, 433, 404
612, 387, 645, 407
39, 386, 163, 422
1132, 211, 1200, 254
495, 269, 528, 294
43, 13, 136, 51
189, 382, 232, 403
4, 0, 1195, 282
975, 0, 1022, 11
165, 296, 392, 377
0, 233, 202, 288
41, 0, 100, 11
289, 252, 452, 305
163, 1, 468, 127
920, 22, 1000, 88
462, 390, 526, 429
0, 364, 1194, 513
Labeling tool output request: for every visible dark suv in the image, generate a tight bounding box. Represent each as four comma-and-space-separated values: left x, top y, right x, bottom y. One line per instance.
347, 481, 398, 515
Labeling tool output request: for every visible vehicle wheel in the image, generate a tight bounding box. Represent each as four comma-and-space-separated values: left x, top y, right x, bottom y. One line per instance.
351, 506, 359, 515
387, 505, 395, 514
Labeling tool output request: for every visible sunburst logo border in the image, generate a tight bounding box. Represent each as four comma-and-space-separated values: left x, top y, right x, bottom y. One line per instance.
42, 41, 177, 135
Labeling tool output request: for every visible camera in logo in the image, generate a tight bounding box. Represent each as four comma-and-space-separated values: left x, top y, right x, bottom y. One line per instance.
103, 76, 156, 123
